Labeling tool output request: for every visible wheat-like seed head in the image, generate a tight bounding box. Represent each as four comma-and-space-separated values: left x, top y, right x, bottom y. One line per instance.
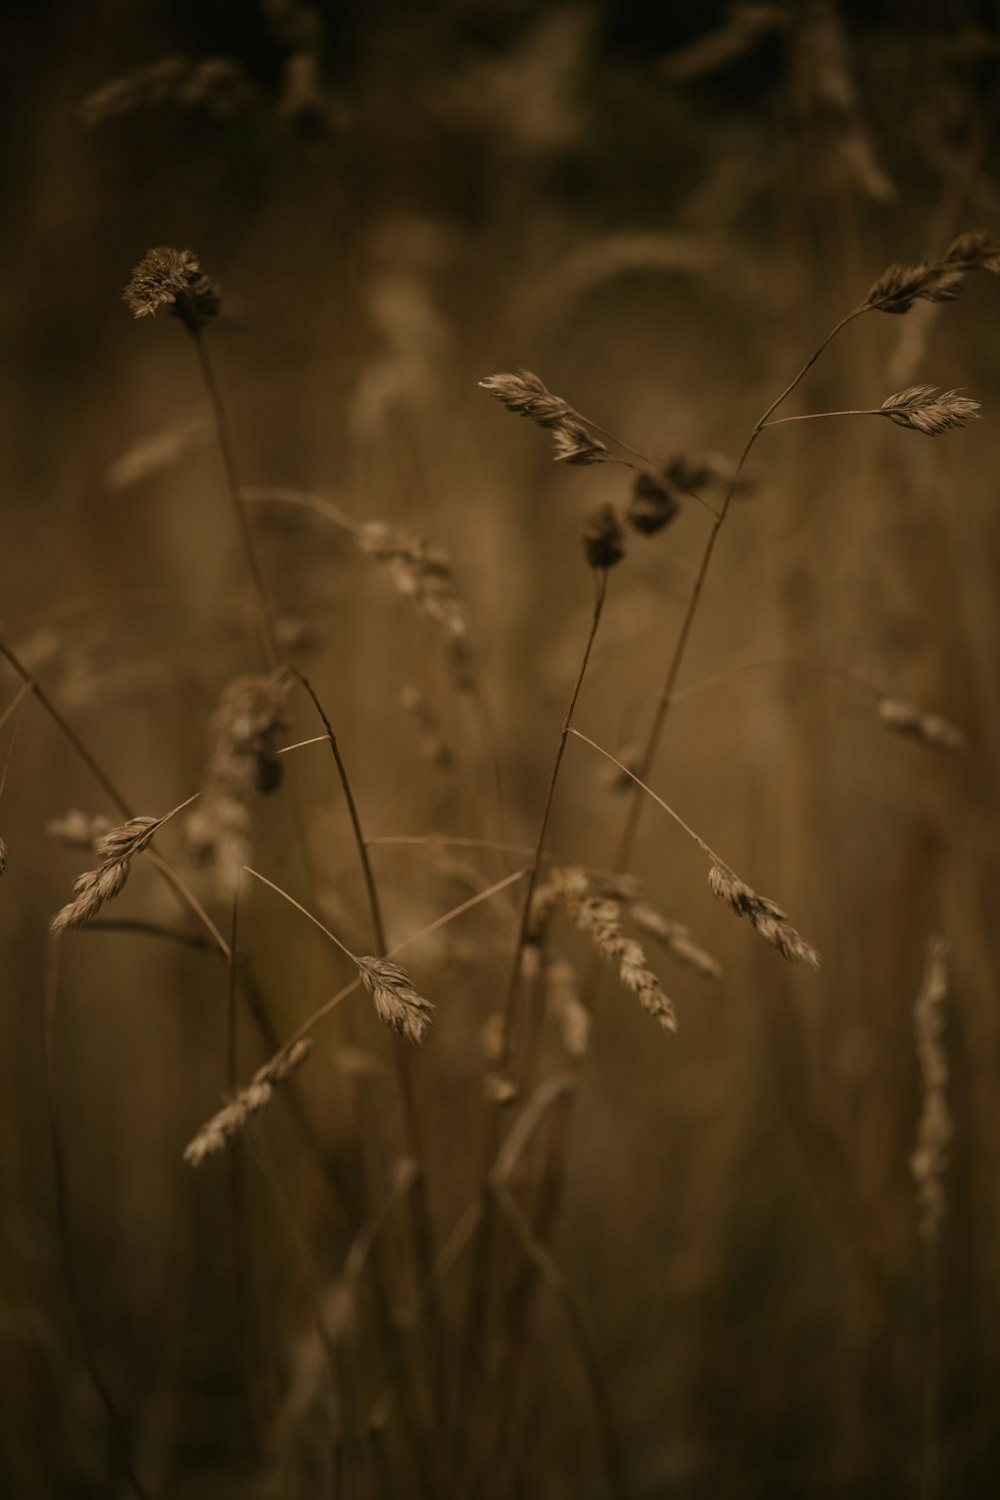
358, 957, 435, 1043
944, 228, 1000, 274
879, 386, 981, 435
51, 815, 161, 933
551, 419, 612, 466
184, 1038, 313, 1167
708, 862, 819, 967
864, 260, 965, 315
479, 370, 570, 428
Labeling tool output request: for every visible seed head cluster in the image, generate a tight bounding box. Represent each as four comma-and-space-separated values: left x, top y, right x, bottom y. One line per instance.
879, 386, 981, 436
184, 1039, 313, 1167
123, 246, 221, 332
358, 956, 435, 1044
708, 862, 820, 968
51, 816, 161, 933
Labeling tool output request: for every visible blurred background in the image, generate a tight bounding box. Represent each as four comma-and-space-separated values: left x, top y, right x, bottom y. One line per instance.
2, 1, 999, 1496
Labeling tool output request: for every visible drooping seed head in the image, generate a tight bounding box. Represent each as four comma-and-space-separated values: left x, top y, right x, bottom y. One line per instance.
358, 957, 435, 1044
627, 469, 682, 536
943, 228, 1000, 274
708, 862, 820, 968
550, 419, 612, 466
479, 370, 570, 428
864, 260, 965, 314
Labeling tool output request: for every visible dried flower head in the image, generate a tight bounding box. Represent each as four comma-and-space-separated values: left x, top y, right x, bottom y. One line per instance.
358, 957, 434, 1044
911, 937, 950, 1249
186, 669, 292, 896
877, 698, 966, 753
51, 816, 160, 933
123, 246, 220, 331
879, 386, 981, 435
184, 1038, 313, 1167
864, 261, 965, 315
628, 470, 682, 536
582, 503, 625, 570
708, 862, 820, 968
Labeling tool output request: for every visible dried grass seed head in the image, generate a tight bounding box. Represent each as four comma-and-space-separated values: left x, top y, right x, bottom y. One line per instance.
551, 419, 611, 466
358, 957, 435, 1043
864, 260, 965, 315
880, 386, 981, 435
708, 862, 820, 968
628, 469, 682, 536
184, 1038, 313, 1167
51, 815, 161, 933
123, 246, 221, 331
878, 698, 966, 753
582, 502, 625, 569
944, 228, 1000, 274
479, 370, 570, 428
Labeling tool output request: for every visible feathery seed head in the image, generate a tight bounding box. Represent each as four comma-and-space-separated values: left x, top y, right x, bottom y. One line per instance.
551, 419, 611, 466
864, 260, 965, 314
708, 862, 820, 967
879, 386, 981, 435
358, 957, 435, 1044
944, 228, 1000, 273
123, 246, 220, 331
479, 370, 570, 428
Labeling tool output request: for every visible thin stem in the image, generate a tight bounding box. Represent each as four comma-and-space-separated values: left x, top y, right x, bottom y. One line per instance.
44, 937, 152, 1500
191, 335, 281, 669
0, 637, 231, 957
454, 568, 609, 1474
243, 865, 360, 964
761, 408, 880, 427
569, 726, 728, 866
292, 669, 450, 1439
614, 302, 868, 870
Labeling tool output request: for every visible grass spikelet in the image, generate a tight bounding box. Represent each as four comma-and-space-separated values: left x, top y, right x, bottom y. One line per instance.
357, 521, 468, 647
479, 369, 570, 428
123, 246, 221, 331
552, 867, 677, 1034
184, 1038, 313, 1167
51, 816, 161, 932
944, 228, 1000, 274
864, 261, 965, 314
358, 956, 435, 1043
879, 386, 981, 435
708, 862, 819, 967
911, 938, 951, 1250
551, 419, 612, 466
877, 698, 966, 753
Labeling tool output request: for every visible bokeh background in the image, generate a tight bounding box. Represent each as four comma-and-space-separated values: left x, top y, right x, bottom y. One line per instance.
2, 2, 999, 1496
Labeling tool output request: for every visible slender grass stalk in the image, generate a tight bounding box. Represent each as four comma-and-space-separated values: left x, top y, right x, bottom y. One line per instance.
454, 568, 610, 1476
290, 670, 449, 1436
43, 936, 152, 1500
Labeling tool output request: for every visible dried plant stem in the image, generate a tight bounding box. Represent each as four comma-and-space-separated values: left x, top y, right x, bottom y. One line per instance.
922, 1242, 943, 1500
614, 303, 867, 870
225, 890, 261, 1456
0, 639, 230, 955
191, 333, 281, 669
292, 671, 449, 1435
455, 569, 609, 1470
43, 937, 152, 1500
